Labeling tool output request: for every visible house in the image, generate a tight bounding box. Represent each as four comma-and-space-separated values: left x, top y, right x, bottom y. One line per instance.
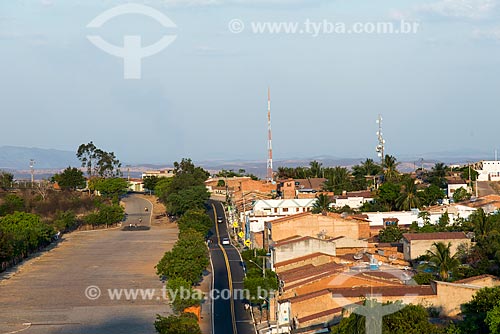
272, 236, 337, 265
447, 179, 469, 197
457, 194, 500, 214
141, 169, 174, 178
267, 212, 370, 246
333, 190, 375, 209
127, 178, 144, 192
278, 178, 327, 199
244, 199, 316, 238
401, 232, 471, 261
475, 160, 500, 181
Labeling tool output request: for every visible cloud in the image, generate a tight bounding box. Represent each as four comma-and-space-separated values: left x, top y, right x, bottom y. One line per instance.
389, 0, 498, 21
417, 0, 497, 19
135, 0, 327, 7
473, 26, 500, 39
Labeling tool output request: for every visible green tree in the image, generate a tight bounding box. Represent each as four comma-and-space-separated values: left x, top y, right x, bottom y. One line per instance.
52, 210, 76, 231
83, 204, 125, 227
312, 193, 332, 214
154, 313, 201, 334
0, 194, 25, 216
486, 302, 500, 334
309, 160, 323, 178
165, 186, 209, 216
155, 177, 173, 202
156, 229, 209, 284
177, 209, 212, 236
418, 184, 445, 206
143, 176, 160, 194
426, 242, 460, 281
396, 177, 420, 210
323, 167, 352, 194
93, 177, 129, 198
378, 226, 403, 243
376, 182, 401, 211
166, 277, 203, 313
383, 155, 400, 182
51, 167, 86, 190
0, 171, 14, 190
77, 142, 122, 178
461, 286, 500, 333
453, 187, 471, 203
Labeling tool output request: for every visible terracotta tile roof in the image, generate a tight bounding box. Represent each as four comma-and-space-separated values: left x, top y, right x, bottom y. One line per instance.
294, 178, 327, 191
402, 232, 468, 241
274, 252, 336, 268
269, 212, 312, 225
330, 285, 435, 297
279, 262, 343, 283
286, 285, 435, 303
275, 236, 324, 247
297, 306, 344, 324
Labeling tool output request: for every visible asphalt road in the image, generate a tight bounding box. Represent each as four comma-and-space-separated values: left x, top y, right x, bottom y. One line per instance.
0, 194, 175, 334
122, 195, 153, 227
208, 200, 255, 334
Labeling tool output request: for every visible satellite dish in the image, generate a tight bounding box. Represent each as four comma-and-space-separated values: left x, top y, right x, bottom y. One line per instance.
353, 253, 363, 260
388, 254, 397, 262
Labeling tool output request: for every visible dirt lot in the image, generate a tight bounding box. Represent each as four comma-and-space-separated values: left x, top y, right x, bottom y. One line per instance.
0, 194, 178, 334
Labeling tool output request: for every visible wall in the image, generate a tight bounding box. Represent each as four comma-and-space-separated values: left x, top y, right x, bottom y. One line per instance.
404, 238, 471, 260
271, 213, 369, 242
274, 238, 336, 264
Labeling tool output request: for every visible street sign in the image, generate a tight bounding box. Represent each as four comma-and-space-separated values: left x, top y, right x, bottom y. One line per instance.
244, 239, 251, 247
233, 221, 239, 228
238, 231, 244, 238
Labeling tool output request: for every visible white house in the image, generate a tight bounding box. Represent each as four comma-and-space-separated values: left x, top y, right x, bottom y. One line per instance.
447, 179, 469, 197
333, 191, 375, 209
475, 161, 500, 181
245, 199, 316, 233
142, 169, 175, 179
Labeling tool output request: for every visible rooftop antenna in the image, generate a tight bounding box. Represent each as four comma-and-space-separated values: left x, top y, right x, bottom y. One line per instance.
496, 149, 498, 162
267, 87, 273, 182
376, 114, 385, 166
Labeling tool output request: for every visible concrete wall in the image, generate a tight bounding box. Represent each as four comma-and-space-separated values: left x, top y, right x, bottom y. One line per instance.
274, 238, 336, 264
271, 214, 369, 242
403, 238, 471, 261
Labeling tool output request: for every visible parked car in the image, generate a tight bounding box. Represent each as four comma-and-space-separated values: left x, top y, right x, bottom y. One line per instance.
217, 216, 223, 223
222, 237, 230, 245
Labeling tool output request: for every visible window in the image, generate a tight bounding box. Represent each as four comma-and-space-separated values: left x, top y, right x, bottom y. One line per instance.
283, 208, 289, 212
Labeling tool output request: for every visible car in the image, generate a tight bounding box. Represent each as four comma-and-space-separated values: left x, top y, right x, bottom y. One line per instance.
222, 237, 230, 245
217, 216, 223, 223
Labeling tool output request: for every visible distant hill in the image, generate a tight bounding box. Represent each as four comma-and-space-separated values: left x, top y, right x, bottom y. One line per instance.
0, 146, 79, 170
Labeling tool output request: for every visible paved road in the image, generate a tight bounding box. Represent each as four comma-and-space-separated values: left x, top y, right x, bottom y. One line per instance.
0, 194, 176, 334
122, 195, 154, 227
208, 200, 255, 334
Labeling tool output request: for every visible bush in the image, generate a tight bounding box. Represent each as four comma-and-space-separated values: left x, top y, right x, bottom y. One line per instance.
154, 313, 201, 334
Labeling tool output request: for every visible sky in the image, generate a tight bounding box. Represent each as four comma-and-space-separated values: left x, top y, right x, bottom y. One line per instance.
1, 0, 500, 165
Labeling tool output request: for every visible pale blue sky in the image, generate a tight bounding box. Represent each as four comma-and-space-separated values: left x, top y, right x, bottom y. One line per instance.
1, 0, 500, 164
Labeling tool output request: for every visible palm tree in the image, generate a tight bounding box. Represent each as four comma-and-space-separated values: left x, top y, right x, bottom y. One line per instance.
426, 242, 460, 281
396, 178, 420, 210
361, 158, 382, 176
432, 163, 447, 178
383, 155, 400, 182
470, 208, 490, 240
312, 193, 332, 214
323, 167, 352, 194
309, 160, 323, 178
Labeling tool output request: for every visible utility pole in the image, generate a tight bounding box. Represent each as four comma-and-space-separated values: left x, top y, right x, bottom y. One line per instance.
29, 159, 35, 186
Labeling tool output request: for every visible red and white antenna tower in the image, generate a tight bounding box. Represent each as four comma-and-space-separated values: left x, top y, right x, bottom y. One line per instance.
267, 87, 273, 182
